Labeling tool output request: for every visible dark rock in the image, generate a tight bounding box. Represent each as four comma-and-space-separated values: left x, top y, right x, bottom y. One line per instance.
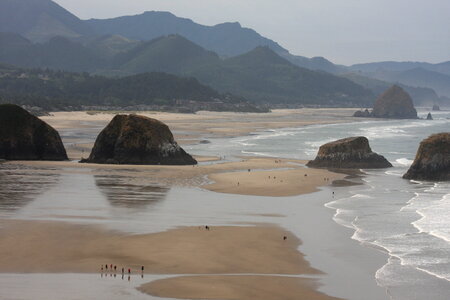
432, 104, 440, 111
372, 85, 418, 119
0, 104, 68, 160
82, 114, 197, 165
353, 108, 371, 117
403, 133, 450, 181
307, 136, 392, 169
426, 113, 433, 120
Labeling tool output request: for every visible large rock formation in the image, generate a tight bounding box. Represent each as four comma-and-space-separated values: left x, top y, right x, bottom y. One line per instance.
403, 133, 450, 181
307, 136, 392, 169
371, 85, 418, 119
0, 104, 68, 160
82, 114, 197, 165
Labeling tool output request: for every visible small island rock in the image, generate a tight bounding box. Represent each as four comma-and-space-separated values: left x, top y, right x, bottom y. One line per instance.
403, 133, 450, 181
432, 105, 440, 111
307, 136, 392, 169
353, 109, 371, 118
0, 104, 68, 160
82, 114, 197, 165
371, 85, 418, 119
426, 113, 433, 120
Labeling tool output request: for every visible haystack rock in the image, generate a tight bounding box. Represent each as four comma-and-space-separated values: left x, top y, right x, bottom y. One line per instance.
82, 114, 197, 165
0, 104, 68, 160
403, 133, 450, 181
307, 136, 392, 169
426, 113, 433, 120
371, 85, 418, 119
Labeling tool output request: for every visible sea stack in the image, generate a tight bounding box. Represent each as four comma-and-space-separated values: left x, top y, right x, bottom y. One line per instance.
371, 85, 418, 119
82, 114, 197, 165
432, 104, 440, 111
403, 133, 450, 181
307, 136, 392, 169
0, 104, 68, 160
426, 113, 433, 120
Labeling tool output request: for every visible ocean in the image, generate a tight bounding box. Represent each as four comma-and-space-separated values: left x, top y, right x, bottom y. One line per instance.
187, 108, 450, 299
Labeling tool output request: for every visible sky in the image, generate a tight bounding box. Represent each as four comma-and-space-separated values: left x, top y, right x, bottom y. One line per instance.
54, 0, 450, 65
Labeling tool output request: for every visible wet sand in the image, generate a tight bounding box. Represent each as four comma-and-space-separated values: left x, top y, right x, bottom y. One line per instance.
0, 220, 315, 274
10, 157, 345, 197
140, 275, 342, 300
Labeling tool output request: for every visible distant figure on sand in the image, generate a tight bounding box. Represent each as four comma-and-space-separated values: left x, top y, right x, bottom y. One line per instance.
141, 266, 144, 273
205, 225, 210, 230
128, 268, 131, 274
283, 236, 287, 240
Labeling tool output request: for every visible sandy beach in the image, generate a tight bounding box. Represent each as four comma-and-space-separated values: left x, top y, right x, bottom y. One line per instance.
0, 109, 369, 300
140, 275, 342, 300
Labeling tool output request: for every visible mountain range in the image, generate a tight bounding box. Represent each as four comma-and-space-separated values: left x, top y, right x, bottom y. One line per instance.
0, 0, 449, 107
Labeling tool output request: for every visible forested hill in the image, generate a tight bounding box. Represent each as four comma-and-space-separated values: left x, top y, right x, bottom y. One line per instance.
0, 66, 267, 112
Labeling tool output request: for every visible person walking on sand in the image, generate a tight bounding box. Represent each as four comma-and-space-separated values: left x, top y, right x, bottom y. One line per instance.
128, 268, 131, 274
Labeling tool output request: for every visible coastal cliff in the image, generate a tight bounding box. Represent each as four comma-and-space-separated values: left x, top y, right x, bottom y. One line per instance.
0, 104, 67, 160
81, 114, 197, 165
403, 133, 450, 181
307, 136, 392, 169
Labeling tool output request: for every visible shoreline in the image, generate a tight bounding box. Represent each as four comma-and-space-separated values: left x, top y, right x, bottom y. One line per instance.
0, 109, 386, 300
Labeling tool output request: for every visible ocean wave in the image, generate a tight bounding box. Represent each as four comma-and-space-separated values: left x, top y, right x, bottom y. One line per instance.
394, 158, 414, 167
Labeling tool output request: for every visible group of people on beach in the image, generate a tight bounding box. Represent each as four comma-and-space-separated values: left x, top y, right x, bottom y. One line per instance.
101, 264, 144, 280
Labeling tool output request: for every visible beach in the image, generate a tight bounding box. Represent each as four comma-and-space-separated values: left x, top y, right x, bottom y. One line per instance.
4, 108, 447, 300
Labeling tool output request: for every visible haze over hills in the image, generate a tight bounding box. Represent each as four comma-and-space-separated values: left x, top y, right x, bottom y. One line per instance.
0, 65, 264, 112
0, 0, 91, 42
0, 0, 448, 109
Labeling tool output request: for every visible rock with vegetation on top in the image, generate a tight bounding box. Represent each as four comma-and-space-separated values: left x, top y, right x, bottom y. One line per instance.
307, 136, 392, 169
0, 104, 68, 160
81, 114, 197, 165
371, 85, 418, 119
403, 133, 450, 181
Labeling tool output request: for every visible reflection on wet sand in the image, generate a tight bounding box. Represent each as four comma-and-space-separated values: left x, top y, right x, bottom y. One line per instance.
0, 164, 60, 214
94, 174, 169, 209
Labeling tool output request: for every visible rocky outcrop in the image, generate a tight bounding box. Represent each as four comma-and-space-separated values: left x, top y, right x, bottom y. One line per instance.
426, 113, 433, 120
0, 104, 68, 160
82, 114, 197, 165
432, 105, 440, 111
353, 109, 371, 117
354, 85, 418, 119
372, 85, 418, 119
307, 136, 392, 169
403, 133, 450, 181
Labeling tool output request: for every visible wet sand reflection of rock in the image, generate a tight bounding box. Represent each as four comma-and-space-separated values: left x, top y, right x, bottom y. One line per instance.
0, 164, 60, 213
94, 174, 169, 209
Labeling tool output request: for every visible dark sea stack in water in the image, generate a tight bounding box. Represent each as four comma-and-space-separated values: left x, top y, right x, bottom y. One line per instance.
0, 104, 68, 160
353, 109, 371, 118
432, 104, 440, 111
426, 113, 433, 120
403, 133, 450, 181
371, 85, 418, 119
82, 114, 197, 165
307, 136, 392, 169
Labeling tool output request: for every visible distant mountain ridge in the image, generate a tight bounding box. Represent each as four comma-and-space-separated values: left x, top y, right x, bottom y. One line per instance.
0, 0, 92, 42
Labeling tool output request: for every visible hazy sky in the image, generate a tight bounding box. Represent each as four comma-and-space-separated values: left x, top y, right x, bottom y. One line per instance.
54, 0, 450, 65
